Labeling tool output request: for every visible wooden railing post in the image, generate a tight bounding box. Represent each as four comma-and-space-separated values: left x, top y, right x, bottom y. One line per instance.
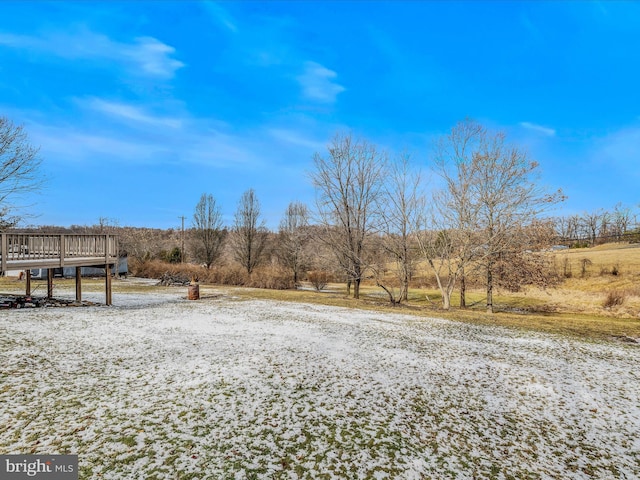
60, 234, 65, 267
1, 233, 6, 274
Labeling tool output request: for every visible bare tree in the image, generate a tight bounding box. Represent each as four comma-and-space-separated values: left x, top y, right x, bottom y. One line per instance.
0, 116, 43, 227
119, 227, 167, 261
492, 220, 559, 291
277, 201, 310, 286
470, 127, 565, 313
566, 214, 581, 242
553, 216, 570, 241
376, 153, 422, 304
420, 120, 484, 310
582, 210, 605, 246
231, 188, 268, 274
192, 193, 226, 268
611, 203, 634, 241
310, 133, 386, 299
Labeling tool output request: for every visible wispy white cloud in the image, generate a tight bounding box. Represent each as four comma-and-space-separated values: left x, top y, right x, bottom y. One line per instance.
520, 15, 542, 42
595, 126, 640, 176
26, 113, 262, 168
0, 29, 184, 79
297, 61, 345, 103
519, 122, 556, 137
30, 125, 156, 164
84, 98, 183, 129
268, 128, 325, 151
202, 1, 238, 33
127, 37, 184, 78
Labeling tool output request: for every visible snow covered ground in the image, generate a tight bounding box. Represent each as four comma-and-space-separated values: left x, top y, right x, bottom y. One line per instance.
1, 290, 639, 479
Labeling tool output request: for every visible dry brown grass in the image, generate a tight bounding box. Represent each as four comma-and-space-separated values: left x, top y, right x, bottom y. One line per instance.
2, 242, 638, 342
223, 283, 640, 342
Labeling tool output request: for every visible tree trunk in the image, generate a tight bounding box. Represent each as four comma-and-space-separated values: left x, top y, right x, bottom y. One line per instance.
486, 262, 494, 313
346, 278, 352, 296
401, 267, 409, 302
442, 292, 451, 310
459, 271, 466, 309
354, 278, 361, 299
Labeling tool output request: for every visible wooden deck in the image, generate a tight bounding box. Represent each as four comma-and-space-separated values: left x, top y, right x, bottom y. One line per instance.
0, 233, 119, 305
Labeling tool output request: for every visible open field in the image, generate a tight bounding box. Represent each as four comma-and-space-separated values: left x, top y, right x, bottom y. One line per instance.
1, 287, 639, 479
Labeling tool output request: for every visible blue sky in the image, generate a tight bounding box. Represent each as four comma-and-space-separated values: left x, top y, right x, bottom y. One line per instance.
1, 1, 639, 229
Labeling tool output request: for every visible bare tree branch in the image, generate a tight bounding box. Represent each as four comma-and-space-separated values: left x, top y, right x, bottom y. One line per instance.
0, 116, 43, 227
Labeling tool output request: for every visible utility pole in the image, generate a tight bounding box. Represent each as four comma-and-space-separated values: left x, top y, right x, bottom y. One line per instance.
179, 215, 186, 263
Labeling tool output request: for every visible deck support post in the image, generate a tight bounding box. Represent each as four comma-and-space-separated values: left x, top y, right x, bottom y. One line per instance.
105, 264, 112, 306
47, 268, 54, 298
25, 270, 31, 296
75, 267, 82, 303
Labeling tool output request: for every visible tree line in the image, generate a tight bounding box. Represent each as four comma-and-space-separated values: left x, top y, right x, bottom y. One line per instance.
3, 115, 639, 312
146, 120, 569, 313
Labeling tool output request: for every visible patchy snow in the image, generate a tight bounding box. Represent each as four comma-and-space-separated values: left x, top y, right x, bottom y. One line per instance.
1, 292, 639, 479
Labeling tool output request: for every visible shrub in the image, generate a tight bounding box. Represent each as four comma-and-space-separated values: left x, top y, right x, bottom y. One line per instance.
561, 257, 572, 279
599, 263, 620, 277
580, 258, 592, 278
570, 241, 590, 249
160, 247, 182, 264
603, 290, 626, 308
129, 259, 294, 290
307, 270, 332, 291
247, 266, 294, 290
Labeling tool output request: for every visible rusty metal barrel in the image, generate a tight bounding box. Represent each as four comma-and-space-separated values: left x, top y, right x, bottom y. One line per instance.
188, 283, 200, 300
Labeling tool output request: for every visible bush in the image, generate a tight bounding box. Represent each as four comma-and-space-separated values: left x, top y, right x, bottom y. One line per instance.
247, 266, 294, 290
570, 241, 590, 249
308, 270, 332, 291
603, 290, 626, 308
160, 247, 182, 264
580, 258, 592, 278
599, 264, 620, 277
129, 259, 294, 290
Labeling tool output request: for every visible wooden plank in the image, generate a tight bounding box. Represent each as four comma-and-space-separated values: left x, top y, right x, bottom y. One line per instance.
26, 269, 31, 296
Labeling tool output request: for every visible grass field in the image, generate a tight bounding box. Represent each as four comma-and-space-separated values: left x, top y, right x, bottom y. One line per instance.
1, 241, 640, 342
1, 289, 639, 479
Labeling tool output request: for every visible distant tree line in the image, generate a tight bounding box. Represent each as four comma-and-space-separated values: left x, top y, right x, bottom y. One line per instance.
552, 205, 639, 247
6, 115, 639, 312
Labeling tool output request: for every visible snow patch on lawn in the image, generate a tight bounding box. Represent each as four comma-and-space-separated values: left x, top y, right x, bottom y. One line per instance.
1, 293, 639, 479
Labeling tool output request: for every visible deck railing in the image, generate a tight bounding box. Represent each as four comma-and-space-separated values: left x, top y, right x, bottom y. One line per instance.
0, 233, 118, 272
